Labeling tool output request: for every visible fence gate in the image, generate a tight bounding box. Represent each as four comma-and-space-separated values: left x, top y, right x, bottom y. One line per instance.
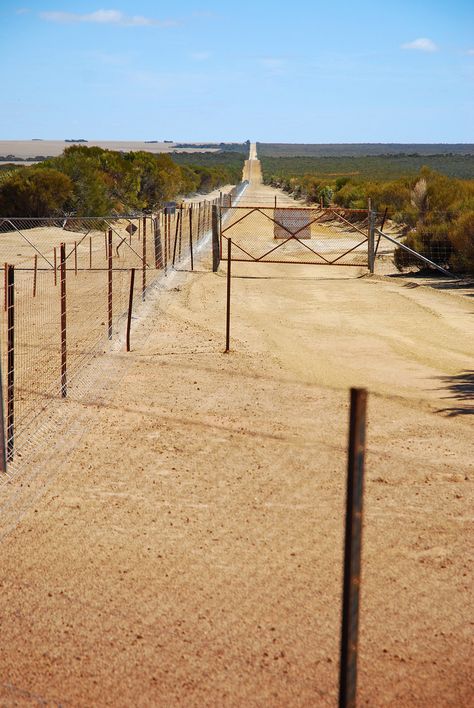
220, 205, 372, 266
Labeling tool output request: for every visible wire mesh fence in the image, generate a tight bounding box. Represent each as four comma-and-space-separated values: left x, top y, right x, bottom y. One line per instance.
0, 179, 456, 482
220, 205, 376, 266
0, 194, 223, 480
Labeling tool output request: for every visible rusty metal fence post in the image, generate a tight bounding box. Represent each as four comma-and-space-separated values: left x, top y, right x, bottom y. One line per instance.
189, 205, 194, 271
4, 263, 7, 312
178, 205, 183, 261
60, 243, 67, 398
142, 216, 147, 300
339, 387, 367, 708
108, 229, 113, 339
6, 264, 14, 460
33, 254, 37, 297
367, 211, 376, 274
212, 205, 220, 272
225, 239, 232, 352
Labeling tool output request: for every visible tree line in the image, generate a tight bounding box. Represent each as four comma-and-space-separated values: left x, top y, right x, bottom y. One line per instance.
0, 146, 245, 217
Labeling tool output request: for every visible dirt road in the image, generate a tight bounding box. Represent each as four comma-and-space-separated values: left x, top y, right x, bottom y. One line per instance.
0, 155, 472, 706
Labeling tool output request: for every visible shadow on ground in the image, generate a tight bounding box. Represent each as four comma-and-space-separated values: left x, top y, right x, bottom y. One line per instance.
436, 370, 474, 416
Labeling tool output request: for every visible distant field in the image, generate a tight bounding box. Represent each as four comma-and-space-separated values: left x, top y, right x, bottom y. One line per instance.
257, 143, 474, 157
259, 154, 474, 180
0, 140, 224, 161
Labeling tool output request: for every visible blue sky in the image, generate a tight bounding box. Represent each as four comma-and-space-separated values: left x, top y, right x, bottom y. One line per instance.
0, 0, 473, 142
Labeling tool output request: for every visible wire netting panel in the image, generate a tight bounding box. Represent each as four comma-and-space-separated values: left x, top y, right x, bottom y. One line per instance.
0, 200, 221, 477
221, 206, 370, 266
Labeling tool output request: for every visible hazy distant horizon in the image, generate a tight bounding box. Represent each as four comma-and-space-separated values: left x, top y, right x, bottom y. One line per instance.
1, 139, 473, 162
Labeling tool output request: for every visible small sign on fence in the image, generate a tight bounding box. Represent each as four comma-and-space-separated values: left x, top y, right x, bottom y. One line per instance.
274, 208, 311, 240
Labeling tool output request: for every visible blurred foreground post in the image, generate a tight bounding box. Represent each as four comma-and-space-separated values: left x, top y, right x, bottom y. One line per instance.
339, 387, 367, 708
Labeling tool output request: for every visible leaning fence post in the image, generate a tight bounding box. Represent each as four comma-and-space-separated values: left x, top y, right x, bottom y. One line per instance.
54, 246, 57, 286
126, 268, 135, 352
60, 243, 67, 398
172, 209, 180, 267
6, 264, 14, 461
4, 263, 7, 312
339, 387, 367, 708
225, 239, 232, 352
108, 229, 113, 339
374, 207, 388, 259
212, 205, 220, 272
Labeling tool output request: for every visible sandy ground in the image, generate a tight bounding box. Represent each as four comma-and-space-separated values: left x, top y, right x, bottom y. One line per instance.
0, 152, 472, 706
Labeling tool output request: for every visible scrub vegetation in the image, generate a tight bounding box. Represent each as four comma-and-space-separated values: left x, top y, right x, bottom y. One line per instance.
0, 145, 246, 217
260, 149, 474, 274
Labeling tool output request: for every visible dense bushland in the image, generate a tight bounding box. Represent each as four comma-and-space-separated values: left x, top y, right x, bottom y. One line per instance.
263, 160, 474, 274
0, 146, 245, 217
260, 153, 474, 180
257, 142, 474, 157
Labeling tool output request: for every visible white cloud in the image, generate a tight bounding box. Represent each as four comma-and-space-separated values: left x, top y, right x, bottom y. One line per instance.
16, 7, 30, 14
39, 9, 176, 27
401, 38, 438, 52
467, 49, 474, 55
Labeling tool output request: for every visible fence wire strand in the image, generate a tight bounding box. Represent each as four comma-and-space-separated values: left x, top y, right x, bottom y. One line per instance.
0, 195, 223, 489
